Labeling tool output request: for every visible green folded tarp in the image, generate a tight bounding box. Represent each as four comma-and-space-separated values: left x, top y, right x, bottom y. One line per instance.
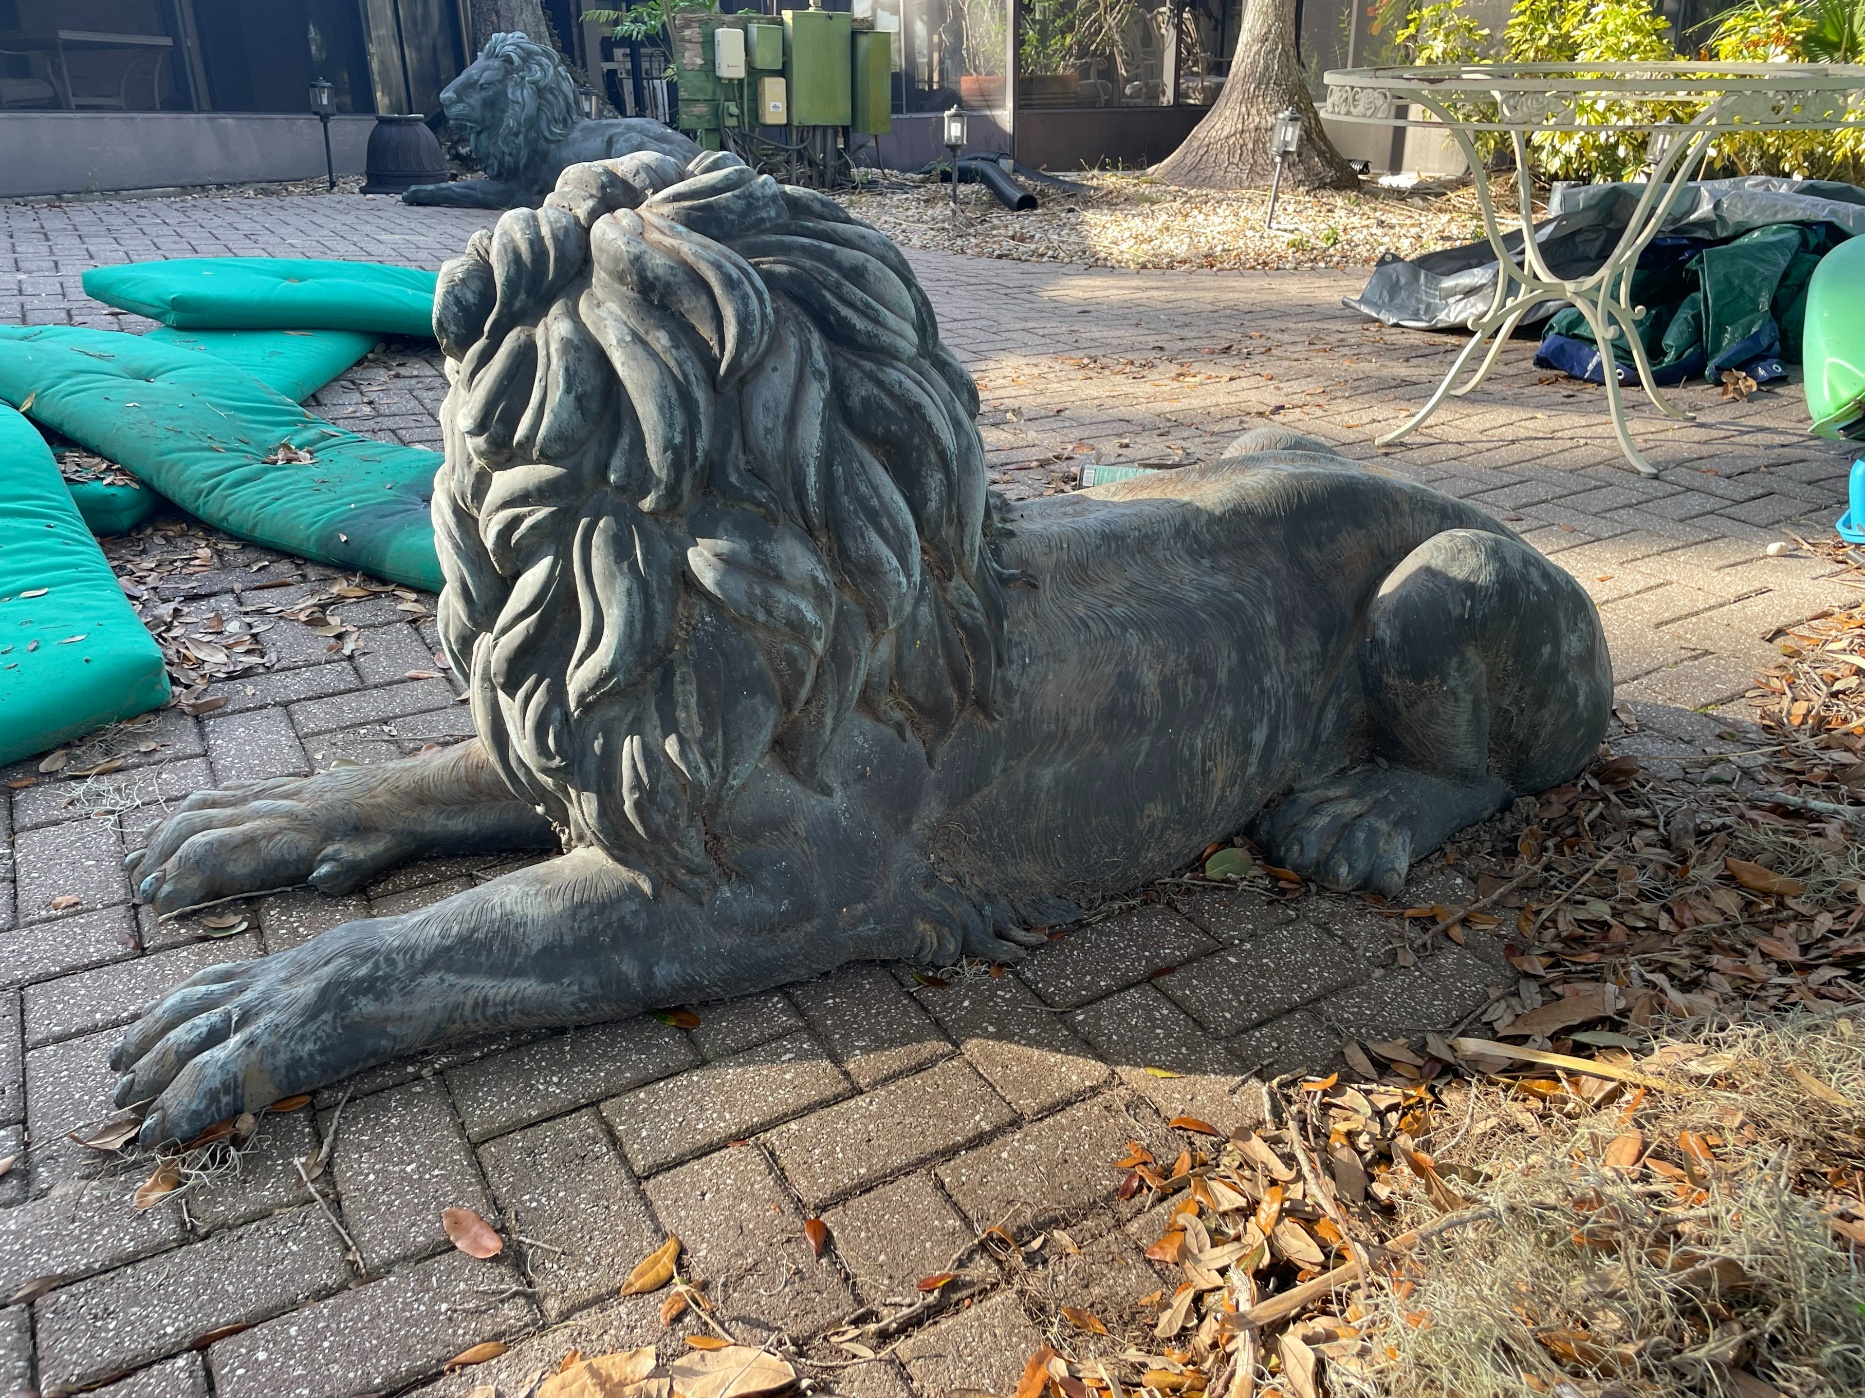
57, 327, 381, 535
0, 404, 169, 766
82, 258, 438, 337
0, 326, 443, 592
1805, 235, 1865, 439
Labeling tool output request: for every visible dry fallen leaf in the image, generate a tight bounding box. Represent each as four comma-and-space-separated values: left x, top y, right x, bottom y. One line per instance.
1014, 1346, 1058, 1398
267, 1094, 313, 1114
1062, 1305, 1108, 1334
69, 1117, 140, 1151
803, 1217, 830, 1257
915, 1272, 958, 1291
620, 1236, 681, 1295
536, 1347, 657, 1398
48, 895, 82, 912
651, 1007, 702, 1029
442, 1206, 505, 1259
668, 1345, 797, 1398
1502, 983, 1618, 1038
1603, 1129, 1645, 1170
1168, 1115, 1221, 1136
444, 1341, 508, 1372
685, 1335, 730, 1351
1725, 857, 1805, 897
660, 1287, 689, 1325
0, 1154, 15, 1180
133, 1160, 182, 1210
37, 749, 68, 773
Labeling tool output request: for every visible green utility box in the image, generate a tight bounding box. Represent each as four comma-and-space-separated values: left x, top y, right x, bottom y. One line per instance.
783, 6, 851, 128
851, 29, 891, 135
747, 23, 784, 71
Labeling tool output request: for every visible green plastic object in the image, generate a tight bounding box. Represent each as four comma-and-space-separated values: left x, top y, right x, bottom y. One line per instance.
748, 22, 784, 69
784, 8, 851, 127
1804, 234, 1865, 439
81, 258, 438, 337
0, 404, 169, 766
0, 326, 443, 592
54, 327, 379, 537
851, 29, 891, 136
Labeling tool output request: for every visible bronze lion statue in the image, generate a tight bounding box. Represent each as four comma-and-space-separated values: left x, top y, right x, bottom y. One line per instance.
114, 152, 1611, 1145
403, 32, 698, 209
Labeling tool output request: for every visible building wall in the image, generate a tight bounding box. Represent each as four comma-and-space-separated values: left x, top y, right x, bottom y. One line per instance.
0, 112, 376, 199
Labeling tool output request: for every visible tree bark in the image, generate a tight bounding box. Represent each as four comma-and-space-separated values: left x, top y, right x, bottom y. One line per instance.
1153, 0, 1358, 190
470, 0, 556, 50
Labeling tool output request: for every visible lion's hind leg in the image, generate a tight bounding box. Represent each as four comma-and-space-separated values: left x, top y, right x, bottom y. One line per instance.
1255, 527, 1611, 894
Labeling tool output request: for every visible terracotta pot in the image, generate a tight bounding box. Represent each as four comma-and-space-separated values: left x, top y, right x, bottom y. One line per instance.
359, 114, 448, 195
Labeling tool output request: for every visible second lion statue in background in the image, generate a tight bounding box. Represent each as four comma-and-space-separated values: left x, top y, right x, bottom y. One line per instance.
114, 151, 1612, 1146
403, 31, 698, 209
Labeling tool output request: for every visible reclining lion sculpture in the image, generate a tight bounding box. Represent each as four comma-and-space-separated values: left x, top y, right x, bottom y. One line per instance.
403, 32, 698, 209
113, 152, 1611, 1146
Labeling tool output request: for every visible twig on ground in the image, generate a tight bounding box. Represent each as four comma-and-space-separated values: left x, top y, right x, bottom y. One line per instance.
295, 1157, 363, 1271
1424, 866, 1540, 945
156, 883, 306, 923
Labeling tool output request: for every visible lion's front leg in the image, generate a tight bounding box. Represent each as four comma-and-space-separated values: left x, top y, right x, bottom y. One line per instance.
109, 844, 856, 1147
400, 178, 537, 209
129, 738, 555, 915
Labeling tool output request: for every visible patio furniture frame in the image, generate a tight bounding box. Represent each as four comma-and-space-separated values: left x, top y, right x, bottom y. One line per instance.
1323, 62, 1865, 477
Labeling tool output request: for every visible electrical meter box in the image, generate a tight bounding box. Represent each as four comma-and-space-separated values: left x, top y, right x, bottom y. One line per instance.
782, 7, 851, 127
850, 29, 890, 135
713, 26, 746, 79
757, 75, 788, 126
747, 24, 784, 71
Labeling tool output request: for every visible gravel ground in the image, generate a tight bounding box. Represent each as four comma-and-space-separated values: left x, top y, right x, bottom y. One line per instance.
839, 169, 1528, 273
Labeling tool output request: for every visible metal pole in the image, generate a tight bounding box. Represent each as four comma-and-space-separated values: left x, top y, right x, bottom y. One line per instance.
320, 112, 334, 191
1264, 151, 1284, 229
951, 150, 960, 215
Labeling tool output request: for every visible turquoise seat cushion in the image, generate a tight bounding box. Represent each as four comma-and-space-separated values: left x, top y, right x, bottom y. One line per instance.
0, 326, 443, 592
145, 327, 380, 403
82, 258, 438, 337
0, 404, 170, 766
57, 328, 381, 536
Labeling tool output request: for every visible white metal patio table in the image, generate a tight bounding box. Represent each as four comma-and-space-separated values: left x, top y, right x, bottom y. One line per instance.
1322, 62, 1865, 476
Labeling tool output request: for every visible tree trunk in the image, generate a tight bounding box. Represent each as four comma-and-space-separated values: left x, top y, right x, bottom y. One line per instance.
470, 0, 555, 50
1153, 0, 1357, 190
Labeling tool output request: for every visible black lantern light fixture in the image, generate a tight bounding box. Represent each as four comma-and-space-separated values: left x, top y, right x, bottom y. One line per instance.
1265, 106, 1302, 230
577, 83, 600, 121
942, 105, 968, 218
309, 76, 336, 191
1645, 120, 1677, 173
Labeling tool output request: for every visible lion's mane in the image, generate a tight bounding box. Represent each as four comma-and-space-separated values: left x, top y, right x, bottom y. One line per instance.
447, 32, 578, 185
431, 152, 1009, 892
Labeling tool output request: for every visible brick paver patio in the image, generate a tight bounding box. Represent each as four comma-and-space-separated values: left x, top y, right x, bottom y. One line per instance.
0, 188, 1856, 1396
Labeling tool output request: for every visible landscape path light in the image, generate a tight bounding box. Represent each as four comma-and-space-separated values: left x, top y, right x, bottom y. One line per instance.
1265, 106, 1302, 230
578, 83, 600, 121
943, 105, 968, 218
310, 76, 336, 191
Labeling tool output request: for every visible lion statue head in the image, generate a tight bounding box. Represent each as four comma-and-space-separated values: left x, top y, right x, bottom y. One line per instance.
431, 152, 1009, 893
440, 32, 578, 186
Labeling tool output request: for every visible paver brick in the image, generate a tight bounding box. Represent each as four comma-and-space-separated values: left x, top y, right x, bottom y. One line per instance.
1154, 925, 1364, 1037
643, 1143, 855, 1341
90, 1353, 209, 1398
15, 817, 129, 925
1322, 950, 1500, 1039
600, 1030, 850, 1176
910, 971, 1108, 1116
0, 902, 140, 989
477, 1108, 662, 1322
352, 622, 442, 685
0, 990, 20, 1128
763, 1057, 1016, 1208
23, 1027, 135, 1192
369, 876, 473, 919
688, 988, 805, 1060
209, 1249, 535, 1398
937, 1092, 1159, 1237
258, 889, 370, 954
35, 1206, 348, 1391
446, 1017, 700, 1142
0, 1179, 186, 1295
326, 1077, 491, 1272
184, 1109, 319, 1234
288, 678, 458, 737
1017, 905, 1217, 1009
792, 964, 951, 1089
9, 759, 212, 836
0, 1305, 27, 1392
406, 1292, 701, 1396
204, 707, 310, 784
820, 1172, 973, 1306
895, 1289, 1046, 1396
1070, 984, 1259, 1131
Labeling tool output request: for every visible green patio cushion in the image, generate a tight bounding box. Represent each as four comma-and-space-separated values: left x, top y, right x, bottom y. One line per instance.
0, 326, 443, 592
145, 327, 381, 403
0, 404, 169, 766
58, 327, 381, 536
82, 258, 438, 337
